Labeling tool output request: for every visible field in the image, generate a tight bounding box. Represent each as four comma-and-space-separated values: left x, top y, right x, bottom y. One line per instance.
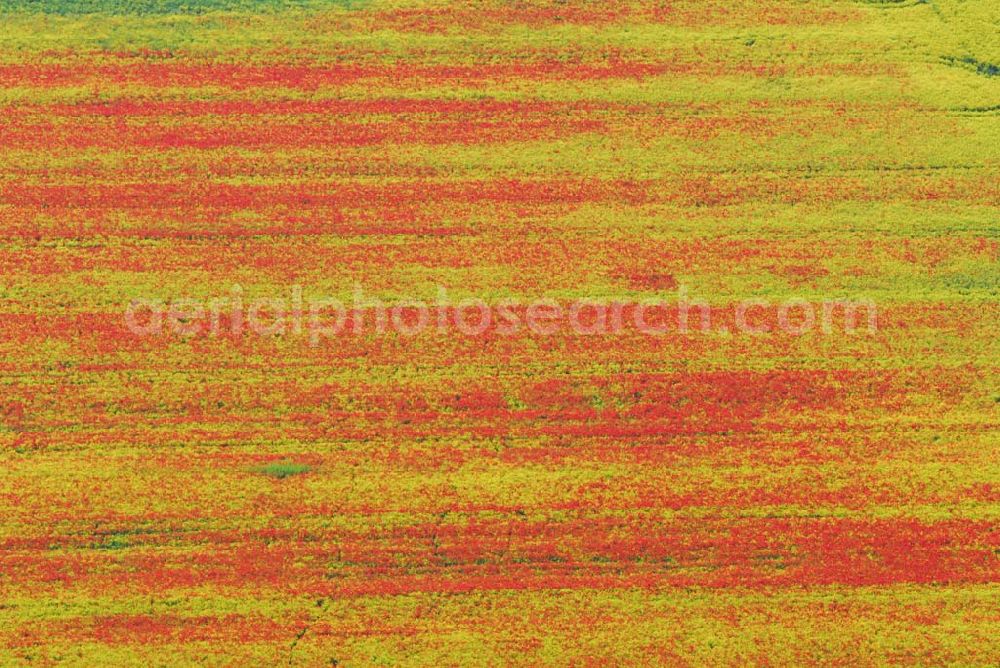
0, 0, 998, 665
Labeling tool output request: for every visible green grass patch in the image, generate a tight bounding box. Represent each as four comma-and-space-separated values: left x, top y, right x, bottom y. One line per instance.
257, 461, 313, 479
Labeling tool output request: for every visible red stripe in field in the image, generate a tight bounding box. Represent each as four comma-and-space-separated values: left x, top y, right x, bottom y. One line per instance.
0, 117, 609, 149
2, 519, 995, 595
0, 58, 899, 90
1, 176, 996, 217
